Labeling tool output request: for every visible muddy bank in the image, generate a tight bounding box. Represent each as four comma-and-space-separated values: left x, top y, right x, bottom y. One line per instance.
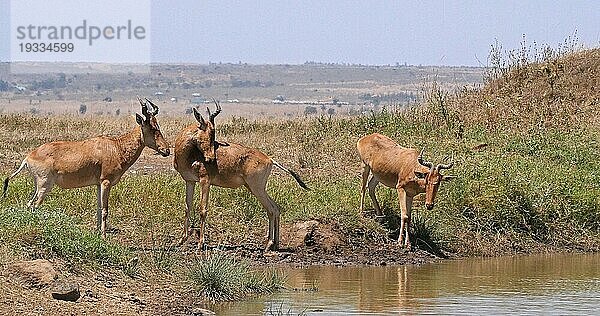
199, 220, 444, 267
0, 219, 446, 315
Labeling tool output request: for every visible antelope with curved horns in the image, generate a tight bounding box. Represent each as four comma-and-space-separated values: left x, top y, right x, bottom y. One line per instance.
2, 98, 171, 238
357, 133, 454, 248
174, 99, 309, 251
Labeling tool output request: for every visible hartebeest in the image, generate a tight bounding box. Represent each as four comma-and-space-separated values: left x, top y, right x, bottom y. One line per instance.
2, 98, 170, 238
357, 133, 453, 248
174, 100, 309, 251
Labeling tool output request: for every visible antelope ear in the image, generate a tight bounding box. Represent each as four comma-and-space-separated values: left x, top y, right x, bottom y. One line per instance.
442, 175, 456, 182
135, 113, 145, 125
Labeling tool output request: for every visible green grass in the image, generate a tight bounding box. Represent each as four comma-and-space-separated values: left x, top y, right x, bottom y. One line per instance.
424, 127, 600, 255
188, 251, 285, 301
0, 207, 129, 268
3, 111, 600, 259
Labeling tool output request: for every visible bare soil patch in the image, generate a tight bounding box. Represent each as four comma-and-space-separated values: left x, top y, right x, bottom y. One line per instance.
212, 220, 441, 267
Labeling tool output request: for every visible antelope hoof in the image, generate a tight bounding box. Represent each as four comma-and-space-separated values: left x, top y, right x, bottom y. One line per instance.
194, 229, 202, 240
264, 240, 276, 252
196, 241, 207, 252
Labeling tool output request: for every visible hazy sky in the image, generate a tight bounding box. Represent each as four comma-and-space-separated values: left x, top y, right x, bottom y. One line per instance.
1, 0, 599, 66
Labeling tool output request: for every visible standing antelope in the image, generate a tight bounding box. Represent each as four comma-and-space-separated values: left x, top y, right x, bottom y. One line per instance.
2, 98, 170, 238
357, 133, 453, 248
174, 100, 309, 251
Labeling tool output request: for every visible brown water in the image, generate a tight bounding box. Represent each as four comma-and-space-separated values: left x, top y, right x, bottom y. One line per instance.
215, 253, 600, 315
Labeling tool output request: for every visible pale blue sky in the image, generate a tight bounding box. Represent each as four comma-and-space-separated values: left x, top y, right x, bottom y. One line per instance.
1, 0, 599, 66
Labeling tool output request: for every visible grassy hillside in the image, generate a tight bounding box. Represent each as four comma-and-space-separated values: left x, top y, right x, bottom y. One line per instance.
454, 48, 600, 130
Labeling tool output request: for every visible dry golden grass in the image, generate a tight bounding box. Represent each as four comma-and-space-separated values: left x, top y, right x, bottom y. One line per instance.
450, 48, 600, 131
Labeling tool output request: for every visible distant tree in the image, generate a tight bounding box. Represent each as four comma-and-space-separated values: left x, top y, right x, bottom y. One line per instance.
79, 104, 87, 115
33, 78, 56, 90
327, 108, 335, 116
115, 109, 121, 116
304, 106, 317, 115
0, 80, 9, 91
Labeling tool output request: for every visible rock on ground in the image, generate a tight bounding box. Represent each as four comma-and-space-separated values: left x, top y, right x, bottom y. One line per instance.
51, 282, 80, 302
8, 259, 58, 288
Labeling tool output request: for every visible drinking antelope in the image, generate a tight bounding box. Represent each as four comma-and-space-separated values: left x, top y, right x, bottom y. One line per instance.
357, 133, 453, 248
2, 98, 170, 238
173, 100, 309, 251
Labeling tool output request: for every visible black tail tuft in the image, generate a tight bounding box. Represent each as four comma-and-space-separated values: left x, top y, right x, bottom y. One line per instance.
272, 160, 310, 190
289, 170, 310, 191
2, 177, 9, 198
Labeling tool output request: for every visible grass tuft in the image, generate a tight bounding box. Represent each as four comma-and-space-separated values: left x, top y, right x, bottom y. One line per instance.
188, 251, 285, 301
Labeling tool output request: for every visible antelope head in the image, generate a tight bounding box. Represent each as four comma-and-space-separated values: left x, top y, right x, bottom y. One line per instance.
136, 97, 171, 157
414, 148, 454, 210
192, 98, 221, 163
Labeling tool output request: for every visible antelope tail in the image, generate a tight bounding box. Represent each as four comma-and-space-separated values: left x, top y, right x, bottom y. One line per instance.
272, 160, 310, 190
3, 159, 27, 198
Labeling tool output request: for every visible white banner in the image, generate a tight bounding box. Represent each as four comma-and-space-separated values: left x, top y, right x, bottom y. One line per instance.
10, 0, 151, 73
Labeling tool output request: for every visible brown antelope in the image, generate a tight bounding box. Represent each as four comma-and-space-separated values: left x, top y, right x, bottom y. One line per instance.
173, 100, 309, 251
357, 133, 453, 248
2, 98, 170, 238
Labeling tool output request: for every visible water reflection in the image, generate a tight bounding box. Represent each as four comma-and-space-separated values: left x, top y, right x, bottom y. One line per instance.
216, 253, 600, 315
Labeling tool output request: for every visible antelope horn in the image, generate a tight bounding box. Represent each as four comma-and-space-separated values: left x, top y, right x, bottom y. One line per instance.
207, 98, 222, 124
193, 107, 207, 126
437, 154, 454, 170
138, 96, 149, 117
145, 98, 159, 116
417, 147, 434, 169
